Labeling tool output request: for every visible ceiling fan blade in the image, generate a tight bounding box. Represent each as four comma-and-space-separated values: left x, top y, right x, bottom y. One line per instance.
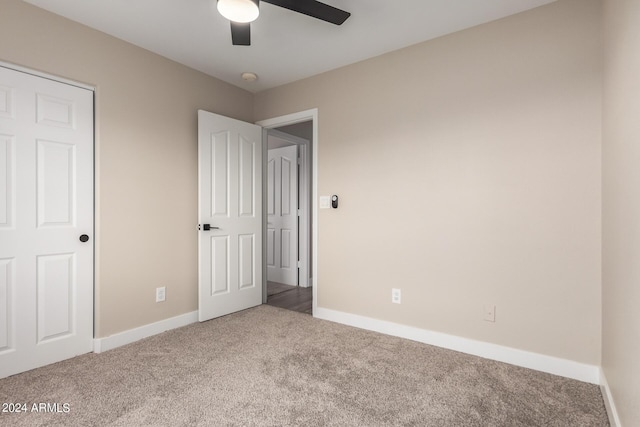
230, 22, 251, 46
262, 0, 350, 25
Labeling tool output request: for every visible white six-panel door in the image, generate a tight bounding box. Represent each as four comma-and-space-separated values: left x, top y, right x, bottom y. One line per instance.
0, 66, 94, 378
267, 144, 298, 286
198, 110, 262, 322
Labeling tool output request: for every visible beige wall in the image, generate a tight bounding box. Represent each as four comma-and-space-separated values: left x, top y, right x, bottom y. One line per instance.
0, 0, 254, 337
0, 0, 607, 371
255, 0, 602, 364
603, 0, 640, 425
6, 0, 639, 420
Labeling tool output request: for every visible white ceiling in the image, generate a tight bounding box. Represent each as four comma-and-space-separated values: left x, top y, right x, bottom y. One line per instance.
23, 0, 556, 93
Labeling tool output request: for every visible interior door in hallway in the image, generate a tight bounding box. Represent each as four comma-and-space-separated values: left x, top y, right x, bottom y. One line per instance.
0, 65, 94, 378
267, 144, 298, 286
198, 110, 263, 322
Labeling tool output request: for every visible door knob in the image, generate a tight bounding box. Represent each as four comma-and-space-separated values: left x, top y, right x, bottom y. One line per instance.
79, 234, 90, 242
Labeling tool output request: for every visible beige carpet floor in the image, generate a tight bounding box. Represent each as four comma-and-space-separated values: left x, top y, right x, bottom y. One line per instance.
0, 305, 608, 426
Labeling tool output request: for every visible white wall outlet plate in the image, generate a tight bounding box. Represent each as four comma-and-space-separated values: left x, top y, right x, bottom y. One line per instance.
156, 286, 166, 303
392, 288, 401, 304
483, 304, 496, 322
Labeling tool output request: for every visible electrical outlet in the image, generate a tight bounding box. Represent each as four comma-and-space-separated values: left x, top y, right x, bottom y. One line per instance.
483, 304, 496, 322
392, 288, 401, 304
156, 287, 166, 303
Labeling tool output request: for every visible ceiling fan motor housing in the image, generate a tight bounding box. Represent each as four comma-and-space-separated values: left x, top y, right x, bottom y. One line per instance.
223, 0, 351, 46
217, 0, 260, 23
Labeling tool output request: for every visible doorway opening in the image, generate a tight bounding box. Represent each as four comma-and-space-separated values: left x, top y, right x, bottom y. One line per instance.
258, 111, 317, 315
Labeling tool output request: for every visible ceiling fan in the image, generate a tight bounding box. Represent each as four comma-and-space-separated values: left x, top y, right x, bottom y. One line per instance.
216, 0, 351, 46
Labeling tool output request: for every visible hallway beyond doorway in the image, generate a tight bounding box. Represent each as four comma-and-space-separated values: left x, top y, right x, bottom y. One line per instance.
266, 281, 312, 315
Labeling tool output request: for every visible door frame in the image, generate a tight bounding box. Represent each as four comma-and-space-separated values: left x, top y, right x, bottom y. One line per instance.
0, 61, 95, 92
266, 129, 311, 288
257, 109, 318, 314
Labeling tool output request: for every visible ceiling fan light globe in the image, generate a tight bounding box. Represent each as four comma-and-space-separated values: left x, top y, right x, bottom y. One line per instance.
217, 0, 259, 23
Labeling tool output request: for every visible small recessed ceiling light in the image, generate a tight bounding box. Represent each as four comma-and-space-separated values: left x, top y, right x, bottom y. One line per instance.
241, 72, 258, 82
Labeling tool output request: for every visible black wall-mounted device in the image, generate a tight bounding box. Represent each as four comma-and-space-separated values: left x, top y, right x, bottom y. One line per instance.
331, 195, 339, 209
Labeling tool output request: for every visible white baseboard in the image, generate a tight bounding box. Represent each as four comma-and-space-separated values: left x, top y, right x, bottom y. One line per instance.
93, 311, 198, 353
600, 368, 622, 427
91, 306, 602, 387
314, 307, 600, 384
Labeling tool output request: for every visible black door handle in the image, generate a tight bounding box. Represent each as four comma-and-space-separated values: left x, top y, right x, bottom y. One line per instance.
79, 234, 90, 242
199, 224, 220, 231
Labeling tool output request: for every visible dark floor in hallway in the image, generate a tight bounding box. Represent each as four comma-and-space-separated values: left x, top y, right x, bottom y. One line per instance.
266, 281, 312, 314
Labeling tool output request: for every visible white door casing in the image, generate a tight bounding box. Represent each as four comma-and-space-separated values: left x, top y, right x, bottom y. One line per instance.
257, 109, 318, 311
267, 144, 298, 286
0, 65, 94, 379
198, 110, 262, 322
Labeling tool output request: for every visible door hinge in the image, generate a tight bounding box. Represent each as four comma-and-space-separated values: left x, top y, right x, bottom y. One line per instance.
297, 209, 302, 217
297, 260, 302, 268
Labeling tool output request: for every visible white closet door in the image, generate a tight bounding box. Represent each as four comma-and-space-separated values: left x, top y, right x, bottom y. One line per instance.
0, 65, 94, 379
